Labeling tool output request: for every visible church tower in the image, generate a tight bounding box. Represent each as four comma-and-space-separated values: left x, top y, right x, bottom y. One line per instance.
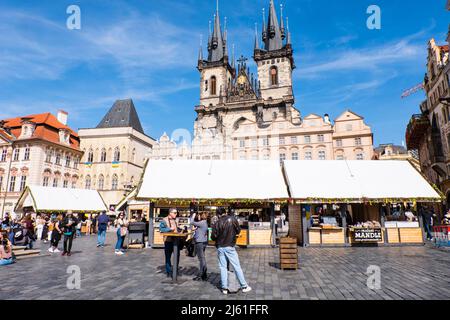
197, 1, 235, 109
254, 0, 295, 102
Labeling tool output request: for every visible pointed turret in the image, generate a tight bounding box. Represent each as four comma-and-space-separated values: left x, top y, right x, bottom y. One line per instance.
208, 1, 225, 62
280, 4, 285, 40
264, 0, 283, 51
254, 23, 259, 50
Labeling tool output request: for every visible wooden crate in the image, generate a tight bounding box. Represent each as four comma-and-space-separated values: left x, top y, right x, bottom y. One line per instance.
280, 237, 298, 270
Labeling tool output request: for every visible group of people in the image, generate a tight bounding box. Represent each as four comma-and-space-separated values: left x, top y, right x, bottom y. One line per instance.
160, 208, 252, 295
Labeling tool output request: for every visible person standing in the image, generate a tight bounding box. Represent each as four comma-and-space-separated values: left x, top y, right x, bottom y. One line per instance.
0, 232, 14, 266
159, 208, 180, 277
96, 211, 109, 248
22, 214, 35, 250
61, 211, 77, 256
114, 212, 128, 255
49, 214, 63, 253
211, 210, 252, 295
421, 206, 433, 240
36, 215, 45, 240
190, 212, 209, 281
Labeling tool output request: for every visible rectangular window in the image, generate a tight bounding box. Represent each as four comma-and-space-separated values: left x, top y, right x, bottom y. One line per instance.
13, 149, 20, 161
336, 139, 343, 147
252, 139, 257, 148
43, 177, 49, 187
1, 149, 7, 162
45, 151, 52, 163
318, 135, 324, 142
279, 153, 286, 162
53, 178, 58, 188
251, 155, 258, 160
357, 153, 364, 160
239, 140, 245, 148
346, 124, 353, 131
9, 176, 16, 192
355, 137, 362, 146
73, 157, 79, 169
319, 151, 326, 160
72, 181, 76, 189
337, 155, 344, 160
291, 136, 298, 144
279, 137, 285, 145
63, 180, 68, 188
262, 137, 269, 146
292, 152, 299, 160
305, 151, 312, 160
0, 176, 3, 191
24, 147, 30, 161
304, 136, 311, 144
20, 176, 27, 191
55, 153, 61, 165
263, 154, 270, 160
65, 155, 71, 167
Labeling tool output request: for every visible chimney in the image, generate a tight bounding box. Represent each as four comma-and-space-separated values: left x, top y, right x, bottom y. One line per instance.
57, 110, 68, 126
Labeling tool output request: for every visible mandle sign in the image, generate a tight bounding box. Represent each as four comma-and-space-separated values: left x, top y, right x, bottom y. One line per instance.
354, 228, 383, 242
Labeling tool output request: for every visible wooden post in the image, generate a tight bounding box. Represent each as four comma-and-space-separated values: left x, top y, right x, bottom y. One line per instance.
270, 203, 276, 247
380, 204, 388, 244
301, 205, 308, 247
148, 202, 154, 248
340, 204, 348, 244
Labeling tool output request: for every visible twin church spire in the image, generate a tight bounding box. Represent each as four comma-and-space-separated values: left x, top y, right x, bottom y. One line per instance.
199, 0, 291, 66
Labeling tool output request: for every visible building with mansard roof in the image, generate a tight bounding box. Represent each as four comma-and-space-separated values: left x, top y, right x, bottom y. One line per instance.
150, 0, 374, 162
0, 111, 82, 217
78, 99, 155, 210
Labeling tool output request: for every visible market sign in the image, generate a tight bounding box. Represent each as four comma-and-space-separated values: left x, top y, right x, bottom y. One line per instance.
353, 228, 382, 242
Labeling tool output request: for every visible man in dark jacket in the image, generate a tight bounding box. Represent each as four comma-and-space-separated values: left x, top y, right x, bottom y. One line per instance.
211, 208, 251, 295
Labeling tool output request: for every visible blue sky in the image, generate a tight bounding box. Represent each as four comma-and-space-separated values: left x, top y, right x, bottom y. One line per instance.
0, 0, 449, 146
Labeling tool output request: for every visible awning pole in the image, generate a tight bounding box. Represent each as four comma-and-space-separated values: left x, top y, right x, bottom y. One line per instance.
148, 202, 155, 248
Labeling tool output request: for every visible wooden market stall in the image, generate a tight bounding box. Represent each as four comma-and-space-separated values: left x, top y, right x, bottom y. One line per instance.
135, 160, 289, 248
15, 185, 108, 214
283, 160, 443, 247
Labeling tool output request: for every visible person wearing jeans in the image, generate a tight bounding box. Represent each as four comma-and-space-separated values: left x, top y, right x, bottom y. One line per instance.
211, 208, 251, 295
160, 208, 180, 277
96, 211, 109, 248
114, 212, 128, 255
61, 211, 77, 256
190, 212, 209, 281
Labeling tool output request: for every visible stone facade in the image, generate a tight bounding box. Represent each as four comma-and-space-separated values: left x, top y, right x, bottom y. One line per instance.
150, 0, 374, 161
78, 100, 155, 209
0, 111, 82, 217
406, 34, 450, 207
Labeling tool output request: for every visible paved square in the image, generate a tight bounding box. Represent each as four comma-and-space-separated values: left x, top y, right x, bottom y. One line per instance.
1, 232, 449, 300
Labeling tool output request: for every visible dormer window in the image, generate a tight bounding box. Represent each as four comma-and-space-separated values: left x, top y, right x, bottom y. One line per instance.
59, 129, 70, 145
19, 121, 35, 139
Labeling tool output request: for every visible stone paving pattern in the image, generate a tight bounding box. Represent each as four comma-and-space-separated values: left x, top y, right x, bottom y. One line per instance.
1, 232, 449, 300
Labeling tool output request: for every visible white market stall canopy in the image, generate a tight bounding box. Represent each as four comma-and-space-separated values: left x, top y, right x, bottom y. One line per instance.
15, 186, 108, 213
136, 160, 289, 201
283, 160, 442, 203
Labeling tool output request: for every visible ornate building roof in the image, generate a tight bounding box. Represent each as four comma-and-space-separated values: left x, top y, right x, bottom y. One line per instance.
1, 113, 80, 149
96, 99, 144, 134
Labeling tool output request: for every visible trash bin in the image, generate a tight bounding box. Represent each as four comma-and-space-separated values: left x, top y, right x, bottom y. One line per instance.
127, 222, 146, 249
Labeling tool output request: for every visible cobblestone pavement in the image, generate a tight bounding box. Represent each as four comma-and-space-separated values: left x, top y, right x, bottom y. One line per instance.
1, 232, 449, 300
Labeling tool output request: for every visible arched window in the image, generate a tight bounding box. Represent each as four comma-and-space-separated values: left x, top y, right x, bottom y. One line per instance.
113, 147, 120, 162
85, 175, 91, 189
270, 66, 278, 86
111, 174, 118, 190
98, 174, 104, 190
210, 76, 217, 95
100, 148, 107, 162
87, 149, 94, 163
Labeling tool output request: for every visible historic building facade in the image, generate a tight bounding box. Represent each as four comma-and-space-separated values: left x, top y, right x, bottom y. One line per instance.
78, 99, 155, 209
0, 111, 82, 217
151, 0, 374, 161
406, 6, 450, 208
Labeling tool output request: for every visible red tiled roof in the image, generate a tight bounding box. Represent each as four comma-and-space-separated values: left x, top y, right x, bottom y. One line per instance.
440, 45, 449, 52
1, 113, 80, 150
